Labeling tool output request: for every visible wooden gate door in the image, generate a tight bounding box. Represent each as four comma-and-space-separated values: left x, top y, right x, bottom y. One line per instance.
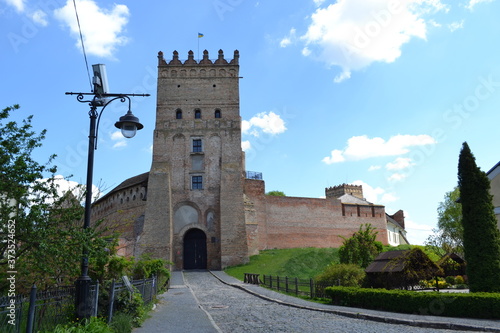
183, 229, 207, 269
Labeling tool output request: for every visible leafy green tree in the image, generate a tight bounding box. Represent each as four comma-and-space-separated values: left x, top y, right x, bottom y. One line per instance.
1, 105, 59, 284
339, 224, 383, 268
0, 105, 114, 292
458, 142, 500, 292
266, 190, 286, 196
426, 187, 464, 256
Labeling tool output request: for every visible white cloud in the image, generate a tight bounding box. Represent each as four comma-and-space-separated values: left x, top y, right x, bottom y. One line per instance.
385, 157, 414, 170
368, 165, 381, 171
404, 216, 434, 245
322, 149, 345, 164
5, 0, 25, 12
242, 111, 287, 137
352, 180, 398, 205
428, 19, 441, 28
31, 10, 48, 26
380, 192, 399, 203
387, 172, 407, 182
111, 130, 127, 149
36, 175, 101, 203
112, 141, 127, 149
467, 0, 495, 10
4, 0, 49, 26
334, 70, 351, 83
280, 28, 296, 48
241, 140, 251, 151
54, 0, 130, 58
299, 0, 448, 82
301, 47, 312, 57
448, 20, 464, 32
322, 134, 437, 164
313, 0, 326, 6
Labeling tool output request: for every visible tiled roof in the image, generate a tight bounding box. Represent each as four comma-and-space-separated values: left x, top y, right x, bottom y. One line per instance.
337, 193, 372, 205
94, 172, 149, 204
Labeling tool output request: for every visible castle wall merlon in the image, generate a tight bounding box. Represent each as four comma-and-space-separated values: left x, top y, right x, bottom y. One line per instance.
158, 49, 239, 67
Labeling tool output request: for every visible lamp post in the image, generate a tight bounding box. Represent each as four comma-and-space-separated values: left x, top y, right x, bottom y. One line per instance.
65, 91, 149, 319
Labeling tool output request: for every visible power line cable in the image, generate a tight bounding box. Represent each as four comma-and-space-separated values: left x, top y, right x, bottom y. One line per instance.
73, 0, 93, 92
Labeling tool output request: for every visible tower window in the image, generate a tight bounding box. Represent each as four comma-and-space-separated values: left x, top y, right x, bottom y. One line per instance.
215, 109, 221, 118
176, 109, 182, 119
195, 109, 201, 119
192, 139, 202, 152
191, 175, 203, 190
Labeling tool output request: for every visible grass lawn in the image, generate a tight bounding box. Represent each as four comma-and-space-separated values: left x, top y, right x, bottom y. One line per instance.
224, 247, 340, 281
223, 244, 425, 282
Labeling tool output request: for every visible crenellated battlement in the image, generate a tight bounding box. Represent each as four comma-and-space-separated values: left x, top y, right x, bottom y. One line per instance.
158, 49, 239, 66
325, 183, 364, 199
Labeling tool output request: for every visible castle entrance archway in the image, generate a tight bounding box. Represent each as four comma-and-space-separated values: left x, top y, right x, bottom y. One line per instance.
183, 228, 207, 269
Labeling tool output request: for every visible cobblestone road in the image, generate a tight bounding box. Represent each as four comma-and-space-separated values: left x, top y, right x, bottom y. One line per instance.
184, 271, 472, 333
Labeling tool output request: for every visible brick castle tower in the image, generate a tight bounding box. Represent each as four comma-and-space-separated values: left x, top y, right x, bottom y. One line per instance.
136, 49, 249, 270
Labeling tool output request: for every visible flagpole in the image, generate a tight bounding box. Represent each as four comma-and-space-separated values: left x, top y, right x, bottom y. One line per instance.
197, 33, 204, 61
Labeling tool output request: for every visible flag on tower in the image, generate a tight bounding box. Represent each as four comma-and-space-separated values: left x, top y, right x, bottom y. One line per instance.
198, 33, 204, 38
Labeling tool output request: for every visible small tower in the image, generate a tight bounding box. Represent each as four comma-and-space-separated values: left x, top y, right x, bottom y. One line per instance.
325, 184, 364, 200
136, 50, 248, 270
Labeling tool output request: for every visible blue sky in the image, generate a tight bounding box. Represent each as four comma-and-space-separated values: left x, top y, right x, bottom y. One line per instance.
2, 0, 500, 245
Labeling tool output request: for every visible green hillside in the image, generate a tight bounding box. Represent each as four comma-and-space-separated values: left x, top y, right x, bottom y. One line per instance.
224, 247, 340, 280
224, 245, 425, 281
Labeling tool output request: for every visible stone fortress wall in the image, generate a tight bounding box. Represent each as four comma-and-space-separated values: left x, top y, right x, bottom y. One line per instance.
90, 50, 401, 270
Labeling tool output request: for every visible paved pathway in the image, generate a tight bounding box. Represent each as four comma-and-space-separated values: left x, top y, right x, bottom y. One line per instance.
132, 271, 220, 332
133, 271, 500, 333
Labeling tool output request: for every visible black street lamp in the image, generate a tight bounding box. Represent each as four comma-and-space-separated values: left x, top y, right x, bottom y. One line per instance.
65, 88, 148, 319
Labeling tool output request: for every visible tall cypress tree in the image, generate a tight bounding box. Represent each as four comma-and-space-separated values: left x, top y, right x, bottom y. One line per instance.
458, 142, 500, 292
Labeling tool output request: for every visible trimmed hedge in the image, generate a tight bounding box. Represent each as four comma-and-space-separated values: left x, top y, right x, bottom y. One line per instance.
325, 286, 500, 319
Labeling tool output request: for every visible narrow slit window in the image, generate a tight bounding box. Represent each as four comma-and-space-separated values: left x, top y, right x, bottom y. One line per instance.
195, 109, 201, 119
215, 109, 221, 118
176, 109, 182, 119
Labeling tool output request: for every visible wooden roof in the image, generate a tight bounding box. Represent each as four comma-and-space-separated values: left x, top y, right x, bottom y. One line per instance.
365, 250, 408, 273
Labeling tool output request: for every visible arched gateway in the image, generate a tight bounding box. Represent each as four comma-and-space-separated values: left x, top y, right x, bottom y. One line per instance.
183, 229, 207, 269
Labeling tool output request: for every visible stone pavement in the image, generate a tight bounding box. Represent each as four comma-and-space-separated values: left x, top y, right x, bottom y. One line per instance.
134, 271, 500, 333
132, 271, 222, 333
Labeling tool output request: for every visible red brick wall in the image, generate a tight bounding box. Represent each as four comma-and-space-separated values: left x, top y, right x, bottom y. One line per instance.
244, 179, 388, 252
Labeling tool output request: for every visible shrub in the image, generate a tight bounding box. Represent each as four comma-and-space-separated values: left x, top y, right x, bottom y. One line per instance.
455, 275, 465, 285
426, 277, 448, 289
315, 263, 366, 287
115, 288, 146, 327
445, 276, 456, 285
132, 254, 171, 279
325, 286, 500, 319
110, 312, 133, 333
339, 224, 383, 268
41, 317, 113, 333
107, 255, 134, 280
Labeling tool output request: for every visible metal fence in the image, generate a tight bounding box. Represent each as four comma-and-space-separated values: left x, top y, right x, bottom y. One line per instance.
106, 277, 157, 324
254, 274, 331, 299
0, 284, 79, 333
0, 293, 28, 333
245, 171, 263, 180
0, 276, 157, 333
